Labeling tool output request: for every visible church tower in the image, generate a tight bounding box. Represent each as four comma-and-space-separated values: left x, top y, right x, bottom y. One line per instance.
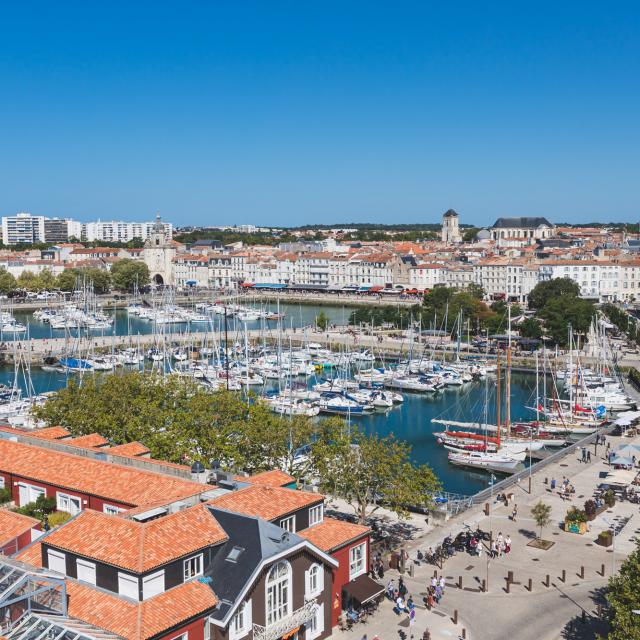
441, 209, 462, 244
143, 214, 176, 286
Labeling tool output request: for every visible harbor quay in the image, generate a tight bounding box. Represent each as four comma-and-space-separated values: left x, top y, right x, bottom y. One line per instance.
338, 424, 640, 640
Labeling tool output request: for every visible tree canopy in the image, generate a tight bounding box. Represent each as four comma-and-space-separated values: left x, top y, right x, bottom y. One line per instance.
0, 269, 17, 295
55, 268, 112, 294
311, 420, 440, 523
528, 278, 581, 310
110, 259, 150, 291
605, 539, 640, 639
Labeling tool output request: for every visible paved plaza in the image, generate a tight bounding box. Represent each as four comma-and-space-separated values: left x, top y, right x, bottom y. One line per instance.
334, 429, 640, 640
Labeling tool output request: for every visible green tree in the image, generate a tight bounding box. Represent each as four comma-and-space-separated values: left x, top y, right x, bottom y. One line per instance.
56, 269, 79, 292
0, 269, 17, 295
315, 310, 330, 331
531, 501, 552, 540
538, 297, 594, 346
110, 259, 150, 291
519, 317, 543, 340
82, 268, 112, 294
311, 421, 440, 523
17, 270, 39, 291
605, 540, 640, 639
528, 278, 580, 310
36, 269, 57, 291
462, 227, 479, 242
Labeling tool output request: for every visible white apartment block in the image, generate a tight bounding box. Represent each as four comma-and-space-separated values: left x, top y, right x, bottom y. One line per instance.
83, 220, 173, 243
2, 213, 46, 245
408, 264, 447, 289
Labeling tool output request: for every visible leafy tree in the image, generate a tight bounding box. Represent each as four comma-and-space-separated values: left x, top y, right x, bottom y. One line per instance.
55, 267, 112, 294
110, 259, 150, 291
531, 501, 552, 540
519, 317, 543, 340
14, 494, 56, 520
36, 269, 57, 291
315, 310, 330, 331
17, 270, 39, 291
0, 269, 17, 295
538, 297, 594, 346
605, 539, 640, 639
56, 269, 79, 292
462, 227, 479, 242
82, 268, 112, 294
311, 421, 440, 523
528, 278, 580, 310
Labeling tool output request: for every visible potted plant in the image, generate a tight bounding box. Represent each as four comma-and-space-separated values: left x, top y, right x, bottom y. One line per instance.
604, 490, 616, 508
584, 499, 597, 521
564, 507, 588, 534
597, 530, 614, 547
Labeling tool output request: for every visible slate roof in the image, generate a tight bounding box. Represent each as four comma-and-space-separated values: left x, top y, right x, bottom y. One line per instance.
205, 507, 308, 622
43, 506, 228, 572
491, 217, 552, 229
442, 209, 459, 218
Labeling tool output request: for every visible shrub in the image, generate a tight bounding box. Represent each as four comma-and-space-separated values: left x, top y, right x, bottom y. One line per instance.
565, 507, 587, 524
0, 488, 11, 504
604, 490, 616, 507
584, 499, 596, 517
13, 495, 56, 519
47, 511, 72, 528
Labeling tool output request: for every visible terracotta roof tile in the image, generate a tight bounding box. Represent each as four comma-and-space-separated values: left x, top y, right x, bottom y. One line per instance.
66, 579, 218, 640
67, 433, 110, 449
107, 441, 151, 457
297, 517, 370, 552
14, 540, 43, 566
237, 470, 296, 488
0, 440, 204, 508
30, 426, 71, 440
0, 510, 40, 547
44, 506, 228, 571
209, 484, 323, 521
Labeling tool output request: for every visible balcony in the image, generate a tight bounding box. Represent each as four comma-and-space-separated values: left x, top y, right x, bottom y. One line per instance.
252, 599, 317, 640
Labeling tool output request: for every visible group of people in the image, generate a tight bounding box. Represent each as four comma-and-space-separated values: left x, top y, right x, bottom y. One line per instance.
425, 575, 446, 609
580, 447, 592, 463
370, 553, 385, 580
489, 532, 512, 558
551, 476, 575, 500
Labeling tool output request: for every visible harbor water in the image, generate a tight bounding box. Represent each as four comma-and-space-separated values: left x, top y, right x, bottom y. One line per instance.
2, 304, 539, 496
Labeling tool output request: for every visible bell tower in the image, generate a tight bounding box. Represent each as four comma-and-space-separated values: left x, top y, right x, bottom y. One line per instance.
143, 213, 176, 285
441, 209, 462, 244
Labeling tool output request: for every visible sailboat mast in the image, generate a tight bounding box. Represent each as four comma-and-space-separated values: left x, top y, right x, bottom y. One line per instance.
496, 350, 501, 449
505, 304, 511, 439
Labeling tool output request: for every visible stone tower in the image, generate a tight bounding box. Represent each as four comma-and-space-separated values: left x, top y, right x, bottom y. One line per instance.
441, 209, 462, 244
143, 214, 176, 286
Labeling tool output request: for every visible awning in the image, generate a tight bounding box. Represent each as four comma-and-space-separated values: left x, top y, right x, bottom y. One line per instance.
604, 469, 638, 486
342, 574, 384, 605
240, 282, 255, 288
369, 286, 384, 292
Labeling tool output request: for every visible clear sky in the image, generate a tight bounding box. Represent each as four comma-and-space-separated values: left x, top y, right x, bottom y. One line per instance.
1, 1, 639, 227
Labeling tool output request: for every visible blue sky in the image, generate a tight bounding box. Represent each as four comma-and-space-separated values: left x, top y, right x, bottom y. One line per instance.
0, 1, 638, 227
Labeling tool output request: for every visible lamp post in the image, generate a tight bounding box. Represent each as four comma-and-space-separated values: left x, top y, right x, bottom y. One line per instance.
487, 473, 496, 592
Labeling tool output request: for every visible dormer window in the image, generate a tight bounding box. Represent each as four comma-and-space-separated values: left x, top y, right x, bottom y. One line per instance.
309, 504, 323, 527
184, 554, 203, 580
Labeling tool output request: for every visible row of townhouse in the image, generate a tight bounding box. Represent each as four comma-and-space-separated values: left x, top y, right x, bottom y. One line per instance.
0, 427, 375, 640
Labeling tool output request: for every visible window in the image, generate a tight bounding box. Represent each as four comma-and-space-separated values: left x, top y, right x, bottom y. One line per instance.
308, 504, 323, 527
306, 563, 323, 599
230, 601, 252, 640
57, 493, 81, 515
143, 570, 165, 599
266, 561, 291, 625
47, 549, 66, 574
306, 604, 324, 640
103, 504, 122, 515
118, 572, 139, 600
280, 515, 295, 533
76, 559, 96, 585
169, 634, 188, 640
183, 554, 203, 580
0, 476, 4, 489
349, 542, 366, 579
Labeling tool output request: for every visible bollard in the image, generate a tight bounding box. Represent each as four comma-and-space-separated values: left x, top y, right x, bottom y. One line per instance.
433, 570, 438, 578
544, 574, 550, 587
462, 630, 466, 639
507, 570, 514, 583
409, 563, 414, 578
582, 610, 587, 624
457, 575, 462, 589
600, 563, 605, 577
561, 569, 566, 583
481, 578, 486, 593
453, 610, 458, 625
579, 566, 584, 579
484, 502, 490, 516
597, 604, 603, 618
505, 579, 510, 594
527, 578, 532, 592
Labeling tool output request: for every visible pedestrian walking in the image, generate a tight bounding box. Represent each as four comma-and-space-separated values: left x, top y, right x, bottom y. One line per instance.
511, 504, 518, 522
491, 539, 497, 558
439, 576, 445, 593
581, 447, 587, 463
431, 576, 437, 589
587, 450, 592, 463
505, 535, 512, 555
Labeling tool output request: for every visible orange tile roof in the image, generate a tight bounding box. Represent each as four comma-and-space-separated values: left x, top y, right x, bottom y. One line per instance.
0, 510, 39, 546
44, 506, 227, 571
209, 484, 323, 520
238, 469, 296, 488
30, 426, 71, 440
66, 579, 218, 640
0, 440, 204, 508
107, 441, 151, 457
14, 540, 42, 566
297, 517, 370, 552
67, 433, 110, 449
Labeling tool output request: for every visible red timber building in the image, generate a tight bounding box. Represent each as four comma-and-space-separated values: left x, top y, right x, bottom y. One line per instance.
0, 427, 380, 640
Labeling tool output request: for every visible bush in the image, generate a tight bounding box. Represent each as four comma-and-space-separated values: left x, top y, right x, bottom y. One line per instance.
604, 490, 616, 507
584, 499, 596, 518
0, 487, 11, 504
47, 511, 72, 528
565, 507, 587, 524
13, 495, 56, 519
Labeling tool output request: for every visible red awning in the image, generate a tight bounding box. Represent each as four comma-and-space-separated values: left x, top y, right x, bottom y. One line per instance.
240, 283, 255, 288
369, 286, 384, 292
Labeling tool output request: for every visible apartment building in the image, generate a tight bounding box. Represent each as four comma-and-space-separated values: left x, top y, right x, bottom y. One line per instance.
1, 213, 46, 245
83, 220, 173, 243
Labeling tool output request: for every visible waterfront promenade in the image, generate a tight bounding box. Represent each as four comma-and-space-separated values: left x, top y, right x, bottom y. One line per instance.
337, 429, 640, 640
